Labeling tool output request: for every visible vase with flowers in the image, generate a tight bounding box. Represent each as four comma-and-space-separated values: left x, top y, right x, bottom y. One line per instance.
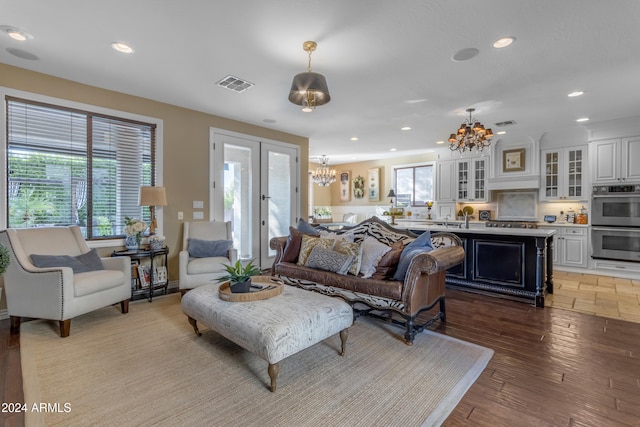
426, 201, 433, 219
124, 217, 148, 250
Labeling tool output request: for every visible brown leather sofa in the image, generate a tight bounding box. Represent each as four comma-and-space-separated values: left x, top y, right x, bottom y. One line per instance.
270, 217, 464, 345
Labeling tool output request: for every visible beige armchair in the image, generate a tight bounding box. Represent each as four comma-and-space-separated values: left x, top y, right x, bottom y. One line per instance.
0, 226, 131, 337
179, 221, 237, 295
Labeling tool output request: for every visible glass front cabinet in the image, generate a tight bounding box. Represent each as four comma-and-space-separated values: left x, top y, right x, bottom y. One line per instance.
456, 157, 488, 202
540, 146, 587, 201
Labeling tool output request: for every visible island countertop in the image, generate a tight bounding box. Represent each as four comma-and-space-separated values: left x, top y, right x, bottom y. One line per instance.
395, 223, 557, 237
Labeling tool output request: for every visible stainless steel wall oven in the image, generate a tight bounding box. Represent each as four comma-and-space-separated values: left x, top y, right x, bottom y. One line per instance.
591, 183, 640, 262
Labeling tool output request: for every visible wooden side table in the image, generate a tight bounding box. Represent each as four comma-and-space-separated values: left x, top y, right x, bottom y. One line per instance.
111, 246, 169, 302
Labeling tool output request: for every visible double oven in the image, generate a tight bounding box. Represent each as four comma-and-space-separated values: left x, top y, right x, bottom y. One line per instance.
591, 183, 640, 263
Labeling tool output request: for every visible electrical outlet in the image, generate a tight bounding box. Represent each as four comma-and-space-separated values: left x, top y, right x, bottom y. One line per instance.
178, 211, 183, 220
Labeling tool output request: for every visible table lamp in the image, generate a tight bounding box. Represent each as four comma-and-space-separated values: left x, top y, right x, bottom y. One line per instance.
139, 186, 167, 235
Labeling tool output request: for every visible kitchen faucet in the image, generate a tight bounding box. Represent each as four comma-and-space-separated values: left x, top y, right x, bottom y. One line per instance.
444, 214, 450, 228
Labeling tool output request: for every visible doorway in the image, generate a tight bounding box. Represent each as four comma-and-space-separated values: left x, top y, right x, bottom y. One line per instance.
210, 129, 299, 268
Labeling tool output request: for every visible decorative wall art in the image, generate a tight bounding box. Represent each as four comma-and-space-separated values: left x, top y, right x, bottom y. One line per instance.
503, 148, 525, 172
368, 168, 380, 201
353, 175, 365, 199
340, 171, 351, 201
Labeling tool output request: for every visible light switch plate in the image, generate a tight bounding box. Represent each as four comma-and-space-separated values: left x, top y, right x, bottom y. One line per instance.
193, 211, 204, 220
193, 200, 204, 209
178, 211, 183, 220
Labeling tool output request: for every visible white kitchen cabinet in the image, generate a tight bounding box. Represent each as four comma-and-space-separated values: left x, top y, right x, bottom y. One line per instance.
456, 156, 488, 202
436, 160, 456, 202
590, 137, 640, 184
540, 145, 587, 201
544, 226, 588, 268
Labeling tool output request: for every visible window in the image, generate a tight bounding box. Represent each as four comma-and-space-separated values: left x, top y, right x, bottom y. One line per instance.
5, 96, 157, 239
393, 163, 434, 207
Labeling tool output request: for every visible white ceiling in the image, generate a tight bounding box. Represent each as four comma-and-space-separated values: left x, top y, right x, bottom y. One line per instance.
2, 0, 639, 164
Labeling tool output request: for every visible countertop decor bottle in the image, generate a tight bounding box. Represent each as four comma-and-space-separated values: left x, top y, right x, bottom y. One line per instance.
576, 206, 588, 225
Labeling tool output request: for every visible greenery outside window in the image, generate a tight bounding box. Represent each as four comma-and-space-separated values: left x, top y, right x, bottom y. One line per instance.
5, 96, 157, 240
393, 163, 434, 207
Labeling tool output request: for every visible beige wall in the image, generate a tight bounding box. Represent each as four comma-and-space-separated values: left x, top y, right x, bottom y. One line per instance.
312, 153, 437, 207
0, 63, 309, 285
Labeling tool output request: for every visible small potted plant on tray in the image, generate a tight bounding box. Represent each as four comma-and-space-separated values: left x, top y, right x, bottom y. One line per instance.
217, 259, 261, 293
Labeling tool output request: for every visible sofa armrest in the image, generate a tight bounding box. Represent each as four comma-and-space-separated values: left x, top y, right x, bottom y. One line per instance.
401, 245, 464, 314
269, 236, 288, 271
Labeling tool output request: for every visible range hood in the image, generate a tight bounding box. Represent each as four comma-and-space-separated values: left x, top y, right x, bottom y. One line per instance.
487, 175, 540, 190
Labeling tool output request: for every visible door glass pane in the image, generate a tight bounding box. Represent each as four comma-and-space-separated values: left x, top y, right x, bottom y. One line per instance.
224, 144, 253, 259
267, 151, 291, 257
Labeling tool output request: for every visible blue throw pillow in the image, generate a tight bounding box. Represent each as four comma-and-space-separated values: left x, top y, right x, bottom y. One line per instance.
392, 231, 433, 281
31, 249, 104, 274
297, 219, 319, 236
188, 238, 233, 258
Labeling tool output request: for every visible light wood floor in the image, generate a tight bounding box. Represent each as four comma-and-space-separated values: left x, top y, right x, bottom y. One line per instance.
546, 270, 640, 323
1, 272, 639, 427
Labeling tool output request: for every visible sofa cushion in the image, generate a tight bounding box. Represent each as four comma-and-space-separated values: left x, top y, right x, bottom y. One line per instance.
393, 231, 433, 281
275, 261, 403, 301
305, 245, 354, 275
31, 249, 104, 274
332, 239, 363, 276
188, 238, 233, 258
337, 221, 414, 246
74, 269, 127, 297
372, 241, 404, 280
282, 227, 304, 263
359, 236, 392, 279
297, 234, 334, 266
297, 219, 319, 236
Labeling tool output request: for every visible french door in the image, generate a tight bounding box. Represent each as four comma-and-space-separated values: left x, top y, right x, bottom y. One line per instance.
210, 129, 299, 268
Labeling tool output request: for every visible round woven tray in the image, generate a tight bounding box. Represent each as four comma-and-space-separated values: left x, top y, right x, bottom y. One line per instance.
218, 275, 284, 302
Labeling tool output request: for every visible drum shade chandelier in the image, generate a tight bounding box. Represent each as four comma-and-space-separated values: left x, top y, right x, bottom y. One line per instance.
448, 108, 494, 153
311, 156, 336, 186
289, 41, 331, 112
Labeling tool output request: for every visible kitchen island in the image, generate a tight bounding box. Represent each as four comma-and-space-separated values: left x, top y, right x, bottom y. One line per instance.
399, 222, 556, 307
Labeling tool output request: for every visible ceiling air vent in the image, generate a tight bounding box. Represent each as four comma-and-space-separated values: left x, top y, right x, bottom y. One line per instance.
216, 75, 254, 93
494, 120, 517, 127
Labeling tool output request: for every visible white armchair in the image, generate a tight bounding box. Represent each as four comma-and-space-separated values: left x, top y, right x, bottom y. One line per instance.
179, 221, 237, 295
0, 226, 131, 337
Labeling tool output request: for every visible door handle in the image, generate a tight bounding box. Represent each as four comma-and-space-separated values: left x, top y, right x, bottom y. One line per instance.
262, 195, 271, 200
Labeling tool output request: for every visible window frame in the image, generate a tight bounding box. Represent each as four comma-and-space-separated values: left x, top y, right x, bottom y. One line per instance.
1, 87, 164, 248
392, 161, 435, 207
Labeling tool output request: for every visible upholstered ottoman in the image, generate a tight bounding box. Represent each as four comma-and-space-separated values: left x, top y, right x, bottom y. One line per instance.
181, 282, 353, 392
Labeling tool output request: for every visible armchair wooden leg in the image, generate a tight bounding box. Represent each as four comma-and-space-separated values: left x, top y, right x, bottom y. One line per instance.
121, 299, 130, 314
10, 316, 20, 335
59, 319, 71, 338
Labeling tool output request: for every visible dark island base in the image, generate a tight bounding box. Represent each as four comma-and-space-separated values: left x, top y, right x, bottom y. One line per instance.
434, 231, 554, 307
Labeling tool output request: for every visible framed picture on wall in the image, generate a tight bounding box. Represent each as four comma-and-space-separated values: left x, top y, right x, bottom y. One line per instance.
368, 168, 380, 201
503, 148, 525, 172
340, 171, 351, 201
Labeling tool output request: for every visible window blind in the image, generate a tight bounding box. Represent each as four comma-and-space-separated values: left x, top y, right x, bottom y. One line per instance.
6, 97, 156, 239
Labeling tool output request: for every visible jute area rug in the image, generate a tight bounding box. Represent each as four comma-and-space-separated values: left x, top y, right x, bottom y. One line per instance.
21, 293, 493, 427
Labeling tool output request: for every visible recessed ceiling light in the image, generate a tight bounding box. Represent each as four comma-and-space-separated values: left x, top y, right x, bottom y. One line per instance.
576, 117, 590, 122
350, 137, 359, 141
401, 126, 412, 131
568, 91, 584, 97
436, 140, 445, 144
452, 47, 479, 62
493, 37, 515, 49
497, 131, 507, 135
0, 25, 33, 41
390, 148, 397, 152
111, 42, 134, 54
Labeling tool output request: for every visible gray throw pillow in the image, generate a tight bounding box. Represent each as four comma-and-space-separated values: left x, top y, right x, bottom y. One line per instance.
31, 249, 104, 274
188, 238, 233, 258
305, 245, 354, 275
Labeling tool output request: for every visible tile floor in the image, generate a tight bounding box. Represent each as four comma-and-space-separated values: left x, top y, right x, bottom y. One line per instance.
545, 270, 640, 323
